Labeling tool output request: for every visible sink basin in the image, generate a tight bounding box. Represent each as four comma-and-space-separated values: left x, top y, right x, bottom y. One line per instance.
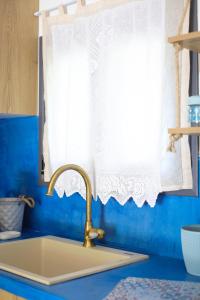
0, 236, 148, 285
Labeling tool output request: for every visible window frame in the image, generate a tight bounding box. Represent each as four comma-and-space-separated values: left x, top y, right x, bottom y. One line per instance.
38, 36, 46, 185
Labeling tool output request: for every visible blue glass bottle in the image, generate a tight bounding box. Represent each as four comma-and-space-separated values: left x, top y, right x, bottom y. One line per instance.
188, 96, 200, 127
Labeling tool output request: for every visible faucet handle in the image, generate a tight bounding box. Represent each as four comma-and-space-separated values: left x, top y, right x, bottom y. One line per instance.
89, 228, 105, 240
96, 228, 105, 239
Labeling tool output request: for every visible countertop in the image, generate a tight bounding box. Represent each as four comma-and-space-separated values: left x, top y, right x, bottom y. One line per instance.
0, 230, 200, 300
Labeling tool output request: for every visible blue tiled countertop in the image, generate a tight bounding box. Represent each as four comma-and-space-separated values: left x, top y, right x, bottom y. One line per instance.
0, 230, 200, 300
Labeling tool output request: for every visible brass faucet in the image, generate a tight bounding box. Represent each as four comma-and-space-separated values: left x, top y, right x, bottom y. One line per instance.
46, 164, 105, 248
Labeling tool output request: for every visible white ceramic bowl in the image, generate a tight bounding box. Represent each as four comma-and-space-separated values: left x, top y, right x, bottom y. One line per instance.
181, 225, 200, 276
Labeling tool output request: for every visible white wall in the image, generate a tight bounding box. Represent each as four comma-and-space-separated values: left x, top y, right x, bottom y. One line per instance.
40, 0, 67, 10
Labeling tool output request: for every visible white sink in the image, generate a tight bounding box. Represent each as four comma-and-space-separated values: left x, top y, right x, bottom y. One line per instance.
0, 236, 148, 285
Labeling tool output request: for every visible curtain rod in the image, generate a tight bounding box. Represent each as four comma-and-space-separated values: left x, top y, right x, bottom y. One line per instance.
34, 0, 142, 16
34, 0, 76, 16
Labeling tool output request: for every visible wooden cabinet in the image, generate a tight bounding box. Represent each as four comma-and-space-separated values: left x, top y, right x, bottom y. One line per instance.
0, 0, 39, 115
0, 289, 25, 300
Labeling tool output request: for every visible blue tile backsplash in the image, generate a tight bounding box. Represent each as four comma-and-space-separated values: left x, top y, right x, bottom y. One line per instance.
0, 116, 200, 259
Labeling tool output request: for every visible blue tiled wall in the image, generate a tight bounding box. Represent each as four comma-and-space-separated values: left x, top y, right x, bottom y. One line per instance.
0, 116, 200, 259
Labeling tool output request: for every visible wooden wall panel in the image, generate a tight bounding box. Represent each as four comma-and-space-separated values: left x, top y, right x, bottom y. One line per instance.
0, 289, 25, 300
0, 0, 39, 115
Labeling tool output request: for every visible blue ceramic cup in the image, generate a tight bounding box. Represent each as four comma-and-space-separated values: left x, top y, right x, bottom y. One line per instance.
181, 225, 200, 276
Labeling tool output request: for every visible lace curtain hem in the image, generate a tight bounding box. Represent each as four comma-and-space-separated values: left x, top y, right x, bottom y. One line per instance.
54, 173, 162, 207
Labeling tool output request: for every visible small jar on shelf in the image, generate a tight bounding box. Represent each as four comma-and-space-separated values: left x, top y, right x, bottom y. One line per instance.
188, 96, 200, 127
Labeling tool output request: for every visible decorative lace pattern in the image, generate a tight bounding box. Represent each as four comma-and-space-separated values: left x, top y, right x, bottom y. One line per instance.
96, 174, 161, 207
53, 171, 161, 208
43, 0, 192, 208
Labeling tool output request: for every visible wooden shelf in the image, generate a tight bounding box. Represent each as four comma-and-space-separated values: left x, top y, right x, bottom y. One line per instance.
168, 31, 200, 52
168, 127, 200, 135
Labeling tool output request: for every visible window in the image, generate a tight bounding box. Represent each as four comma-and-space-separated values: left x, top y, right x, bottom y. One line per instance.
39, 0, 199, 198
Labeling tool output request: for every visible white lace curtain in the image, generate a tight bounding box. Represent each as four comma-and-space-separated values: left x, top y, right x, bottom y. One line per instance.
42, 0, 192, 207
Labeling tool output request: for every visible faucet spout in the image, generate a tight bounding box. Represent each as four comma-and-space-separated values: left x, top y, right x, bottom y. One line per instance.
46, 164, 104, 248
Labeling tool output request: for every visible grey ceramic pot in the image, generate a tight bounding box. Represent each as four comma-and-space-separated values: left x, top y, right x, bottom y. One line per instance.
181, 225, 200, 276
